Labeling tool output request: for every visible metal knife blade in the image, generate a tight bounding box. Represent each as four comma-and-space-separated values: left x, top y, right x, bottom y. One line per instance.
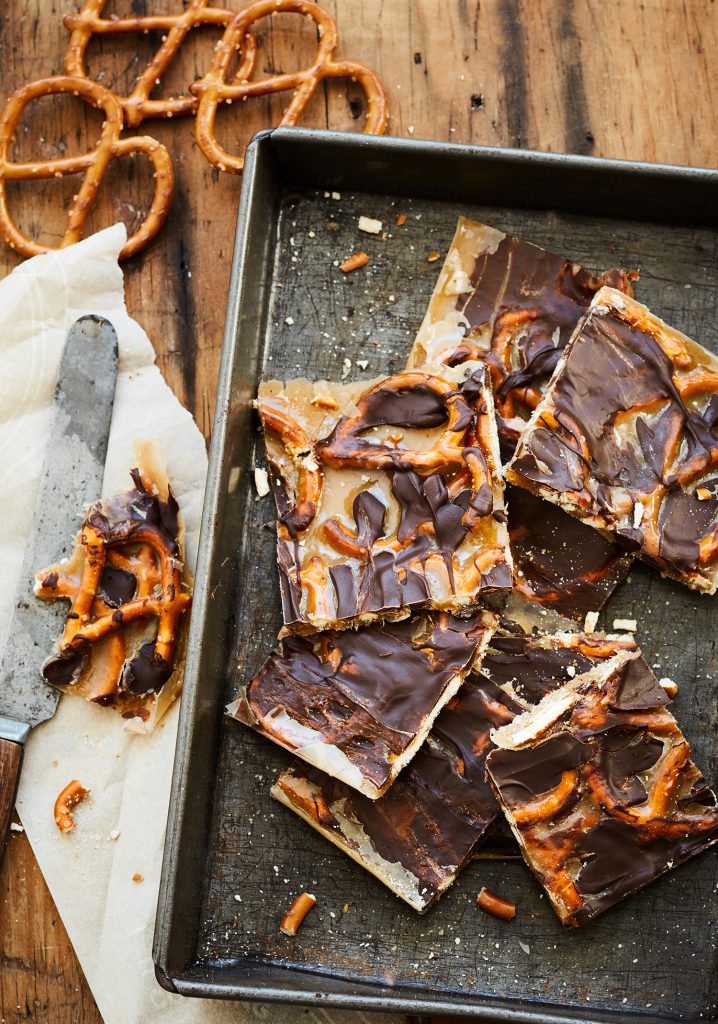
0, 315, 118, 741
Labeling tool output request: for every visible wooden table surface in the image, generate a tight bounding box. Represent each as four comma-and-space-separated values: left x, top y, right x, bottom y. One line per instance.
0, 1, 716, 1021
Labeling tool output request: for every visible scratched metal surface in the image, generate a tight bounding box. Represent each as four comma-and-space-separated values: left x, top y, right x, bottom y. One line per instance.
193, 185, 718, 1020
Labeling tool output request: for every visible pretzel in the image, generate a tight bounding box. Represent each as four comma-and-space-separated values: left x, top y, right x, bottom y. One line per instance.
258, 399, 323, 536
37, 467, 191, 724
316, 372, 475, 473
192, 0, 388, 174
0, 75, 174, 259
54, 780, 90, 833
63, 0, 244, 127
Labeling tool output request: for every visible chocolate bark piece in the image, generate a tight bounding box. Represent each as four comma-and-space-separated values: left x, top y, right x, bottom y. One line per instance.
270, 628, 637, 900
407, 218, 635, 620
34, 444, 192, 734
230, 610, 495, 800
486, 650, 718, 927
407, 217, 637, 448
271, 671, 522, 911
258, 365, 511, 633
507, 286, 718, 593
507, 484, 633, 620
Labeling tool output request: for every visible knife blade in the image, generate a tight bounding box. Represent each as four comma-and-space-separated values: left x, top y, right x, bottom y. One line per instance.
0, 315, 117, 854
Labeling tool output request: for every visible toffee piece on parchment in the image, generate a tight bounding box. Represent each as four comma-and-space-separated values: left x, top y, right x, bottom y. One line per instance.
34, 445, 192, 733
228, 610, 495, 800
271, 628, 637, 902
487, 650, 718, 927
407, 217, 635, 619
507, 287, 718, 593
258, 364, 511, 633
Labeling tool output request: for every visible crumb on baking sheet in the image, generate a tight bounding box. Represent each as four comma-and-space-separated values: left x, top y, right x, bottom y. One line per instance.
340, 251, 369, 273
358, 216, 383, 235
254, 468, 270, 498
612, 618, 637, 632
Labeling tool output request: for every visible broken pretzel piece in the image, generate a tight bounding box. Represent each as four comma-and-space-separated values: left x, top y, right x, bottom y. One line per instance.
54, 780, 90, 833
477, 887, 516, 921
279, 891, 316, 936
35, 444, 192, 733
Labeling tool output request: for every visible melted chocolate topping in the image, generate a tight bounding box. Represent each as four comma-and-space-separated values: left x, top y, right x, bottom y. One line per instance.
248, 613, 486, 790
482, 634, 594, 704
487, 733, 591, 804
509, 304, 718, 579
609, 655, 670, 711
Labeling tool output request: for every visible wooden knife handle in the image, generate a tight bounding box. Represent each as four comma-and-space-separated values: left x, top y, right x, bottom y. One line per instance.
0, 737, 23, 860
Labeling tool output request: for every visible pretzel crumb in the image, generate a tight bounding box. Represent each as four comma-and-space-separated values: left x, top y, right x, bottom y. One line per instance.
341, 251, 369, 273
659, 677, 679, 698
477, 887, 516, 921
342, 903, 350, 913
279, 892, 316, 936
358, 216, 382, 234
396, 213, 408, 226
54, 780, 90, 833
697, 487, 713, 500
132, 873, 144, 883
427, 251, 440, 262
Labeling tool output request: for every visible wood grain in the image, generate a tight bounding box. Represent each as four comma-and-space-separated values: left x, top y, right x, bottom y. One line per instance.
0, 740, 23, 859
0, 1, 716, 1021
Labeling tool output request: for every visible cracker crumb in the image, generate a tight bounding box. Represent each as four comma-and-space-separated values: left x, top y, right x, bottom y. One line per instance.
284, 315, 295, 325
584, 611, 599, 632
341, 358, 352, 379
566, 666, 576, 678
427, 251, 440, 262
331, 191, 341, 200
356, 359, 368, 370
407, 125, 415, 135
519, 940, 530, 954
10, 822, 24, 833
358, 215, 383, 235
108, 828, 120, 841
396, 213, 408, 226
254, 468, 270, 498
342, 903, 349, 913
612, 618, 637, 632
311, 393, 339, 410
659, 677, 678, 698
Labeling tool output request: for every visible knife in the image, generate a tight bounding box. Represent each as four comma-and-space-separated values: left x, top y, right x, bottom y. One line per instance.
0, 315, 117, 859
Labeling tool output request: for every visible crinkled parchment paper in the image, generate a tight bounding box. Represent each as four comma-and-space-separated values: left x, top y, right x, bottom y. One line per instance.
0, 225, 383, 1024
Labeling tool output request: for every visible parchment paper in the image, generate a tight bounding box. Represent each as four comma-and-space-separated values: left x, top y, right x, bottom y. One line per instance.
0, 225, 385, 1024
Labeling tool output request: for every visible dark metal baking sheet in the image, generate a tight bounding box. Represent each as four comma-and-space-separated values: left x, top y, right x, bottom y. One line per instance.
154, 129, 718, 1022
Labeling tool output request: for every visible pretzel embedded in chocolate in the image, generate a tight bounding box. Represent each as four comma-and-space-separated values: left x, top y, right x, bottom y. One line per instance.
486, 651, 718, 926
63, 0, 243, 127
192, 0, 388, 174
507, 287, 718, 593
0, 75, 174, 259
36, 461, 191, 732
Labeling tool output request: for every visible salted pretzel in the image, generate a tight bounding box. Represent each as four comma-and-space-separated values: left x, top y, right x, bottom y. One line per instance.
36, 465, 192, 730
63, 0, 245, 127
192, 0, 388, 174
0, 75, 174, 259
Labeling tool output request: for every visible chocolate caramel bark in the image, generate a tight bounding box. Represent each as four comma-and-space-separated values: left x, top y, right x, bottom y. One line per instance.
407, 218, 634, 619
271, 671, 522, 911
229, 610, 495, 799
507, 287, 718, 593
270, 629, 636, 904
258, 364, 511, 632
486, 650, 718, 926
35, 447, 192, 733
407, 217, 637, 447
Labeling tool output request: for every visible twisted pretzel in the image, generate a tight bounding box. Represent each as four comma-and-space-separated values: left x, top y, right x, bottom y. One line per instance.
37, 468, 191, 718
0, 75, 174, 259
192, 0, 388, 174
316, 372, 473, 473
63, 0, 245, 127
